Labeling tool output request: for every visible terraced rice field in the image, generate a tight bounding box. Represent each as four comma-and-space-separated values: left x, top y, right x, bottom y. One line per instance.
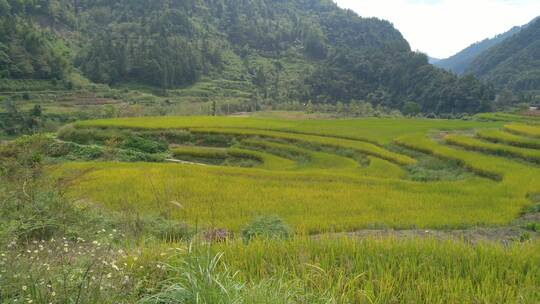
53, 116, 540, 233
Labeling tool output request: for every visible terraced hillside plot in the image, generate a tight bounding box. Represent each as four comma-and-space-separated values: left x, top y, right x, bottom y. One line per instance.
477, 129, 540, 149
54, 116, 540, 233
505, 123, 540, 138
445, 134, 540, 164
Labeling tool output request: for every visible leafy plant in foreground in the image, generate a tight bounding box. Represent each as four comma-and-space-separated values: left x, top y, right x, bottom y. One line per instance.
241, 215, 290, 243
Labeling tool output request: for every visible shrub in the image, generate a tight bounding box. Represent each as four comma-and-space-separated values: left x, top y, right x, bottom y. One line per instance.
114, 149, 165, 162
57, 125, 117, 144
121, 135, 169, 154
524, 223, 538, 232
0, 183, 115, 244
241, 215, 290, 243
139, 248, 245, 304
163, 130, 195, 144
121, 214, 192, 242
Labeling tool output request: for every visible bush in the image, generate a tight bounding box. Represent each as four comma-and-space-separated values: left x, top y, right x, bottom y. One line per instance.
0, 185, 113, 244
139, 249, 244, 304
121, 135, 169, 154
121, 214, 192, 242
57, 125, 117, 144
241, 215, 290, 243
48, 141, 104, 160
113, 149, 165, 162
524, 223, 538, 232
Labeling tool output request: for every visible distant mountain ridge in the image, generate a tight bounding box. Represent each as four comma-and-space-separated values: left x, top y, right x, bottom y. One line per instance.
467, 17, 540, 93
428, 56, 440, 64
434, 25, 524, 75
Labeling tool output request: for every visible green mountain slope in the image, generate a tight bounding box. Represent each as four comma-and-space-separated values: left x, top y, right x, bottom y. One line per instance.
0, 0, 494, 114
434, 26, 523, 75
467, 18, 540, 93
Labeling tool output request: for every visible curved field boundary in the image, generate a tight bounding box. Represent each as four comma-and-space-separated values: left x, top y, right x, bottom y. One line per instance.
395, 135, 540, 203
475, 112, 540, 124
189, 127, 416, 166
171, 146, 296, 170
445, 135, 540, 164
172, 146, 229, 159
477, 129, 540, 149
395, 134, 504, 181
74, 116, 504, 145
240, 138, 363, 170
240, 139, 312, 161
504, 124, 540, 138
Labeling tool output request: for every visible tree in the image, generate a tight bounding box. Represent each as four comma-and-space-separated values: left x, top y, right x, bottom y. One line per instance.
336, 101, 345, 114
402, 101, 421, 117
304, 26, 327, 59
495, 89, 514, 109
211, 100, 217, 116
0, 0, 10, 16
306, 100, 314, 114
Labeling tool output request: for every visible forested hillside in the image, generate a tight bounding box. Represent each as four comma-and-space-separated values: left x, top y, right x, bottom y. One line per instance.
434, 25, 522, 75
468, 18, 540, 94
0, 0, 495, 114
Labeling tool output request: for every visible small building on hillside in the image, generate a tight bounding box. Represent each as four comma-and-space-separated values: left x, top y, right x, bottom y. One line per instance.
530, 104, 539, 111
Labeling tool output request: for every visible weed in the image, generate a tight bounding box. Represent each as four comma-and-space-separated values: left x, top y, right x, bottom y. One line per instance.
241, 215, 291, 243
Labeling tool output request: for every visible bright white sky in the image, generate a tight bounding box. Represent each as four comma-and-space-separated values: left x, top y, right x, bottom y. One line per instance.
334, 0, 540, 59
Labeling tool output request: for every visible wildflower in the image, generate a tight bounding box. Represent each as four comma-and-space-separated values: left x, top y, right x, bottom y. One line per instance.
22, 285, 27, 291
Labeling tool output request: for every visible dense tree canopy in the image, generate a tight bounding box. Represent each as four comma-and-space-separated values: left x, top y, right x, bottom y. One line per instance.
0, 0, 496, 114
467, 18, 540, 94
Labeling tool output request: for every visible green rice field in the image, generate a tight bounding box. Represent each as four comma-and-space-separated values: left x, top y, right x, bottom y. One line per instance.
52, 116, 540, 233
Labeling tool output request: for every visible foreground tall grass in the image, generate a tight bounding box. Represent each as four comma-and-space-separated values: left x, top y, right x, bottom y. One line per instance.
151, 237, 540, 304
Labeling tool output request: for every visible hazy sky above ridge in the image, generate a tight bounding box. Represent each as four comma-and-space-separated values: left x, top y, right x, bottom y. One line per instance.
334, 0, 540, 58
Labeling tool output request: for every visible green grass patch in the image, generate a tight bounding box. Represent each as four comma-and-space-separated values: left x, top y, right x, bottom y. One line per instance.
477, 129, 540, 149
445, 134, 540, 164
505, 123, 540, 138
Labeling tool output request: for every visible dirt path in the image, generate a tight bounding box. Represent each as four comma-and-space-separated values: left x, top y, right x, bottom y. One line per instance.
164, 158, 210, 166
